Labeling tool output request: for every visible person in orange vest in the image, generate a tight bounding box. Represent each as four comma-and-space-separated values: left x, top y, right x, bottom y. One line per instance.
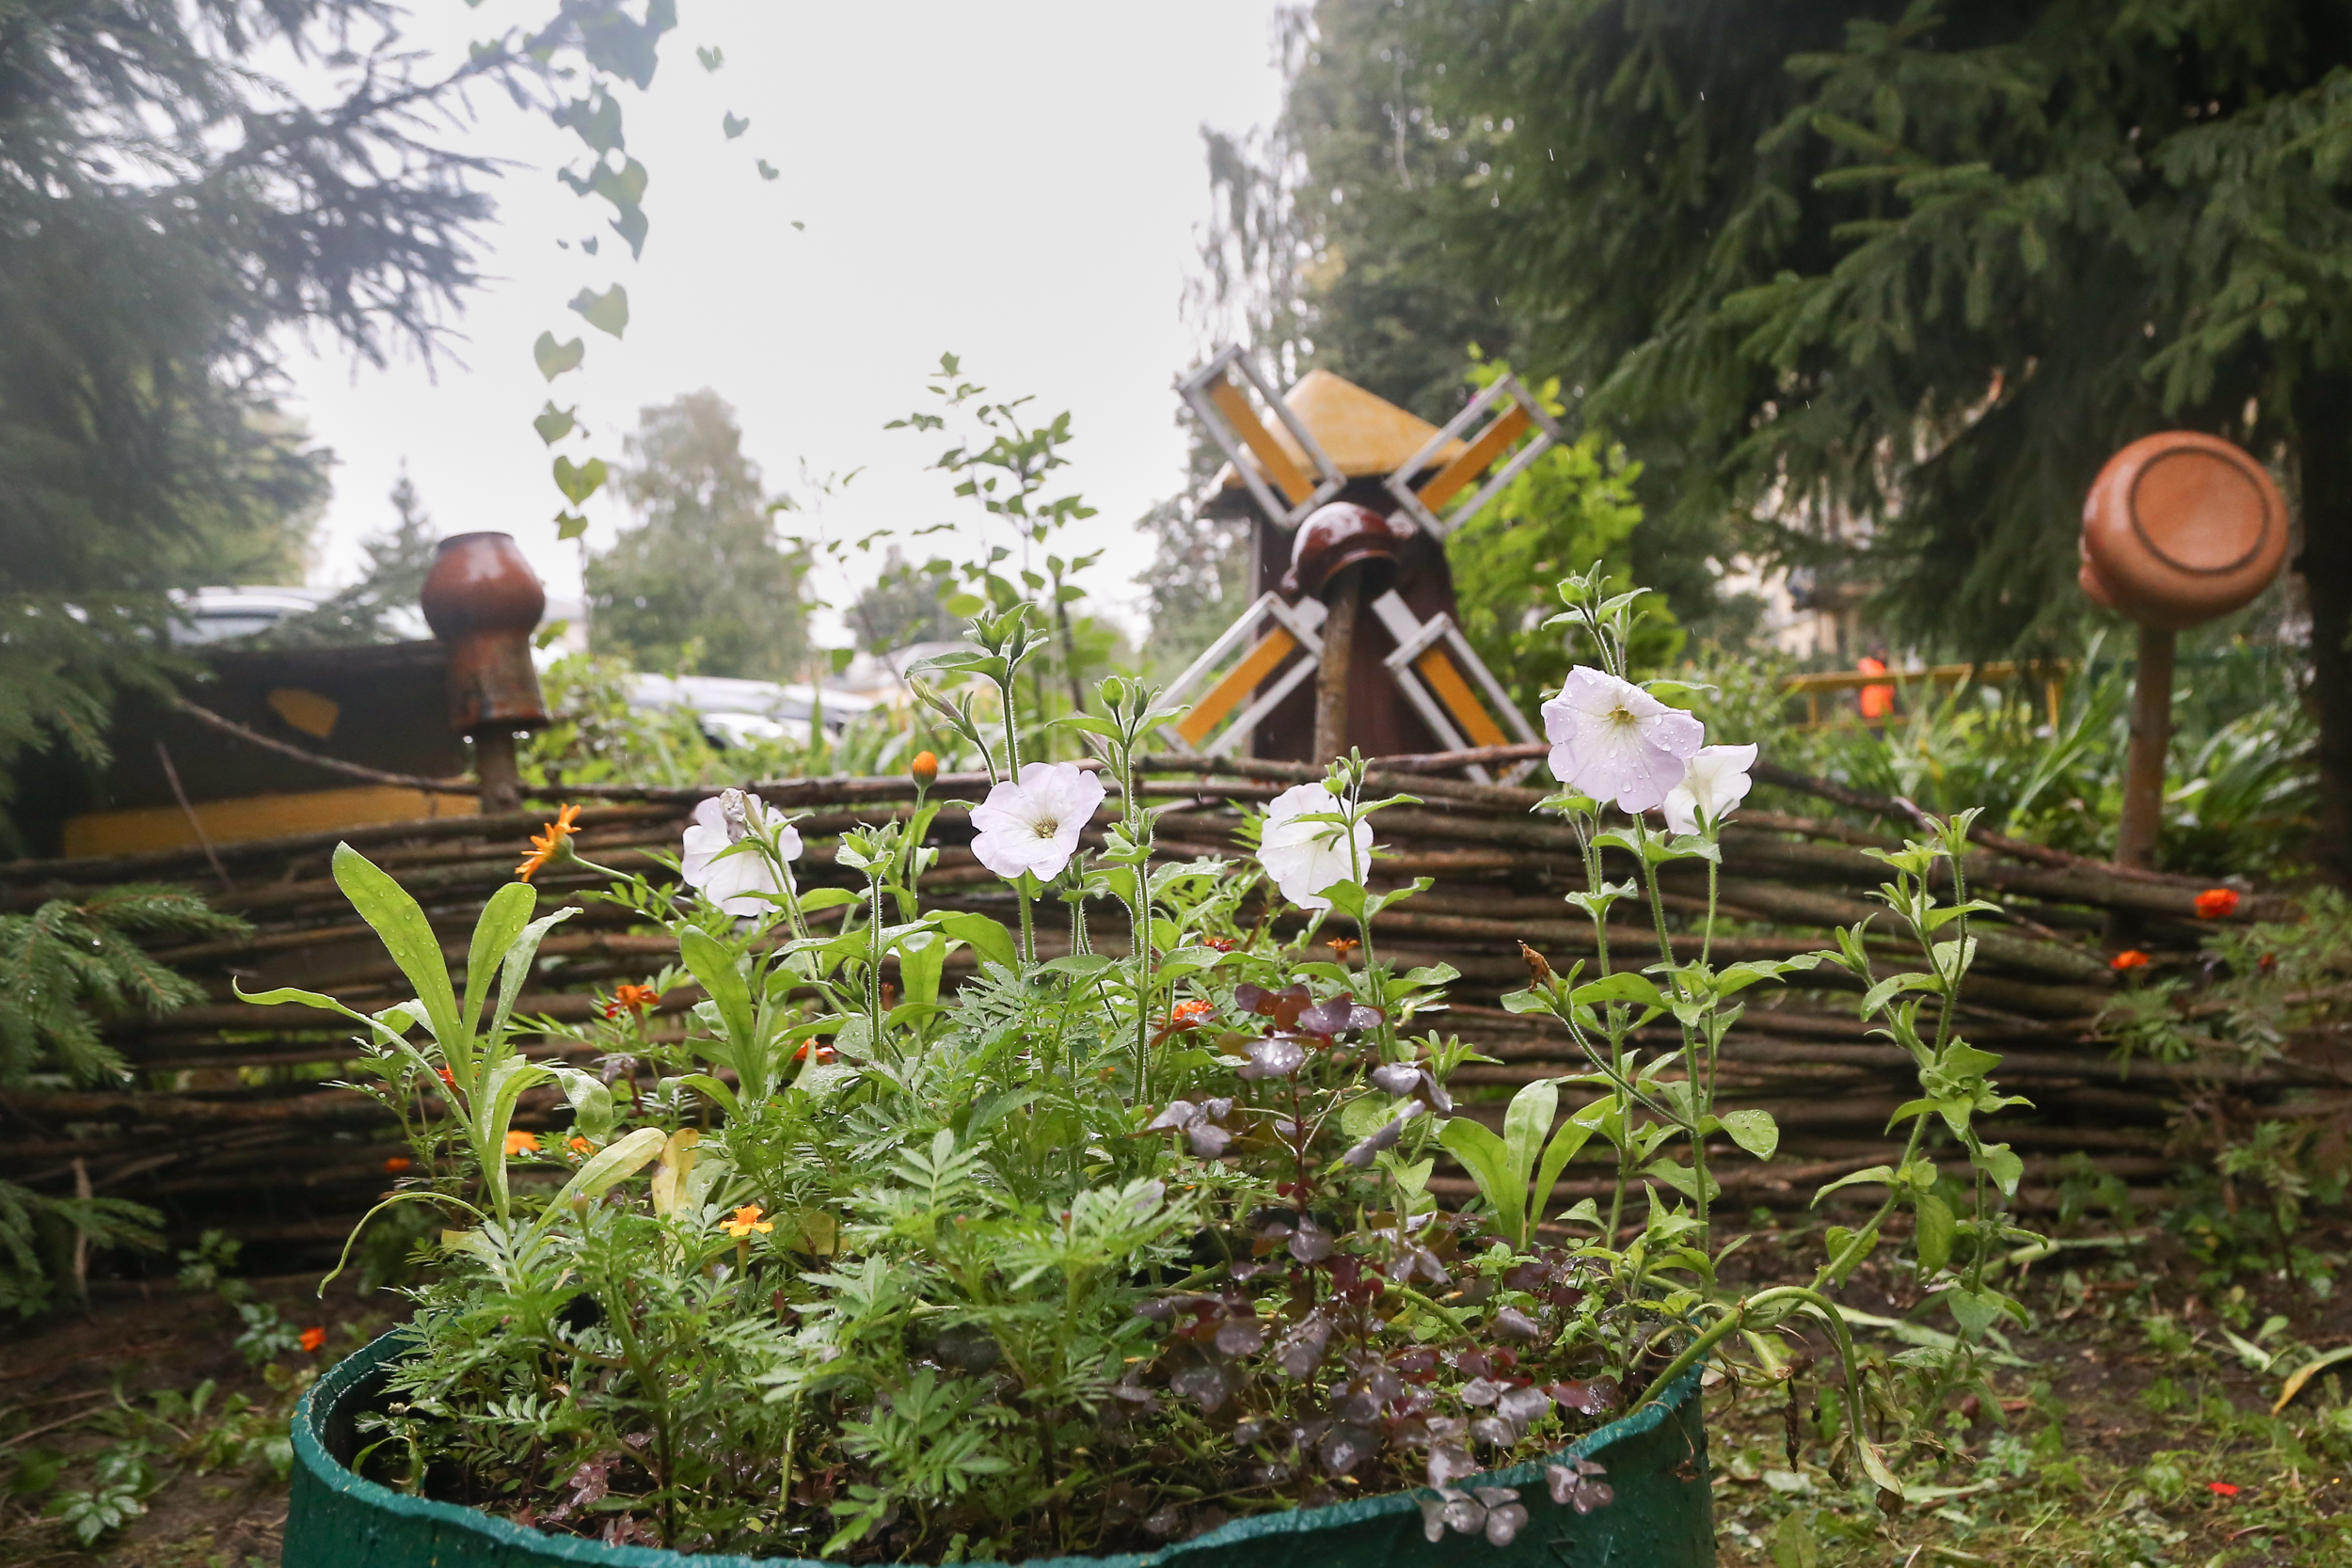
1857, 647, 1896, 726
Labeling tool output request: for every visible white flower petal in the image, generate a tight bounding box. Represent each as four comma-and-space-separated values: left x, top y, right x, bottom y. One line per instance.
1662, 743, 1758, 835
680, 792, 799, 916
969, 763, 1104, 883
1540, 667, 1706, 814
1257, 783, 1375, 911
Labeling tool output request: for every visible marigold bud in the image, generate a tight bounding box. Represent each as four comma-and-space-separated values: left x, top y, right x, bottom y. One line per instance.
912, 750, 939, 787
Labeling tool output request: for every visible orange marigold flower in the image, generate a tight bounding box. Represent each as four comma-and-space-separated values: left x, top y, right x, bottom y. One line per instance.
790, 1041, 837, 1064
299, 1326, 326, 1354
614, 983, 660, 1009
2208, 1481, 2240, 1497
1327, 938, 1360, 959
504, 1130, 539, 1156
723, 1204, 774, 1240
516, 803, 583, 881
2111, 949, 2151, 972
1200, 936, 1236, 952
568, 1136, 593, 1154
436, 1066, 458, 1091
2194, 887, 2240, 920
1168, 998, 1213, 1028
912, 751, 939, 787
383, 1155, 413, 1175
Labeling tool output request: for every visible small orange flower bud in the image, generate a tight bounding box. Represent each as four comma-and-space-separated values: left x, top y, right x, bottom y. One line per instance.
504, 1130, 539, 1156
299, 1326, 326, 1354
2110, 949, 2151, 972
383, 1155, 413, 1175
912, 751, 939, 787
568, 1136, 593, 1154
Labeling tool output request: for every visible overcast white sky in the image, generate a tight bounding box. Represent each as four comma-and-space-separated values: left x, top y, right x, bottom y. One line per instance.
282, 1, 1292, 639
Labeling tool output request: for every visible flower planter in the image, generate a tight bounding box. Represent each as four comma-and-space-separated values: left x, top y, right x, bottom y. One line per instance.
288, 1331, 1716, 1568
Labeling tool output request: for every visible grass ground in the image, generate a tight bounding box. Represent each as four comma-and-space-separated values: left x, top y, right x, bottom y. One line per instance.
2, 1206, 2346, 1566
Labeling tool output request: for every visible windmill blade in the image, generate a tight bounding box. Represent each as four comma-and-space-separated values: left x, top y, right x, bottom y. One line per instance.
1382, 372, 1565, 539
1157, 592, 1328, 757
1368, 591, 1543, 784
1178, 345, 1346, 531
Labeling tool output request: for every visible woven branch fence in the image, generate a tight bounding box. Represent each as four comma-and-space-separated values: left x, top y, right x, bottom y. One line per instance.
3, 747, 2340, 1263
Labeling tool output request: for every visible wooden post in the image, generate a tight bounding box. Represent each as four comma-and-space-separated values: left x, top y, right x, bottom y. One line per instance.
475, 728, 523, 816
2113, 625, 2174, 870
1312, 564, 1362, 764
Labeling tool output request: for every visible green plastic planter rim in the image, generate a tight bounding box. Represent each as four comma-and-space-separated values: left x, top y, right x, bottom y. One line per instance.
294, 1329, 1708, 1567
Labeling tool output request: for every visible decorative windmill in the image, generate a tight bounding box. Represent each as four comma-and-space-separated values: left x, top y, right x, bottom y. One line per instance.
1163, 348, 1558, 781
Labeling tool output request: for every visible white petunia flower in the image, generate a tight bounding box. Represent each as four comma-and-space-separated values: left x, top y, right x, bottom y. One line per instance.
681, 788, 802, 917
1257, 782, 1375, 911
1661, 744, 1758, 836
1540, 667, 1706, 814
968, 762, 1104, 882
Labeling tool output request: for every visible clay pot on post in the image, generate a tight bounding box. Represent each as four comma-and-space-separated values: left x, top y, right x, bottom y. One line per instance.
420, 533, 550, 815
1281, 502, 1411, 764
2079, 432, 2287, 871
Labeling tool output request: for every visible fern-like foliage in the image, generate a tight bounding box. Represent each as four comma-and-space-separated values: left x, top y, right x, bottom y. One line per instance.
0, 882, 247, 1087
0, 881, 241, 1317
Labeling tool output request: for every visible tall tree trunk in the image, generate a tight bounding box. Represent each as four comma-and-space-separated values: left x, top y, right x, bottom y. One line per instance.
2294, 370, 2352, 886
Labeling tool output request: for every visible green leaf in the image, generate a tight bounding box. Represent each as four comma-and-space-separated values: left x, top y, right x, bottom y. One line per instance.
1914, 1191, 1956, 1275
1946, 1287, 2003, 1339
549, 1066, 615, 1139
897, 928, 948, 1008
1037, 953, 1117, 979
1571, 971, 1663, 1009
757, 159, 780, 181
549, 1126, 669, 1213
933, 911, 1016, 971
1813, 1164, 1898, 1204
552, 454, 609, 504
533, 403, 577, 445
723, 111, 749, 138
1438, 1118, 1522, 1243
462, 881, 536, 1041
676, 1071, 740, 1116
1530, 1114, 1595, 1229
532, 331, 584, 380
1502, 1078, 1560, 1191
330, 845, 461, 1065
795, 888, 863, 912
555, 511, 588, 540
679, 927, 757, 1056
1977, 1141, 2025, 1196
489, 908, 576, 1045
567, 283, 629, 339
1719, 1107, 1779, 1161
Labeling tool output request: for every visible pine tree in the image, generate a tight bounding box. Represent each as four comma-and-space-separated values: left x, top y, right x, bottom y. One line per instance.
263, 469, 442, 645
0, 0, 505, 835
1398, 0, 2352, 877
0, 884, 247, 1315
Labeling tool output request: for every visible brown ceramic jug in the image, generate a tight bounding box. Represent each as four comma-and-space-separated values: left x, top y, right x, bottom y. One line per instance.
2078, 432, 2286, 632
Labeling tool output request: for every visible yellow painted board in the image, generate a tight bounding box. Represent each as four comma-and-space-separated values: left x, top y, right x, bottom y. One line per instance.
1415, 650, 1510, 749
64, 784, 475, 859
1416, 404, 1532, 514
1175, 629, 1298, 746
1208, 379, 1315, 505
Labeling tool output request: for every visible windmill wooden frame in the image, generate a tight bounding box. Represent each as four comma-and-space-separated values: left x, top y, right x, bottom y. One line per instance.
1157, 588, 1537, 783
1177, 346, 1347, 531
1382, 372, 1565, 540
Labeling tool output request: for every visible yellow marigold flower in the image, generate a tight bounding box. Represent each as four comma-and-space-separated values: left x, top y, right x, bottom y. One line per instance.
516, 803, 583, 881
723, 1204, 774, 1240
504, 1130, 540, 1156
